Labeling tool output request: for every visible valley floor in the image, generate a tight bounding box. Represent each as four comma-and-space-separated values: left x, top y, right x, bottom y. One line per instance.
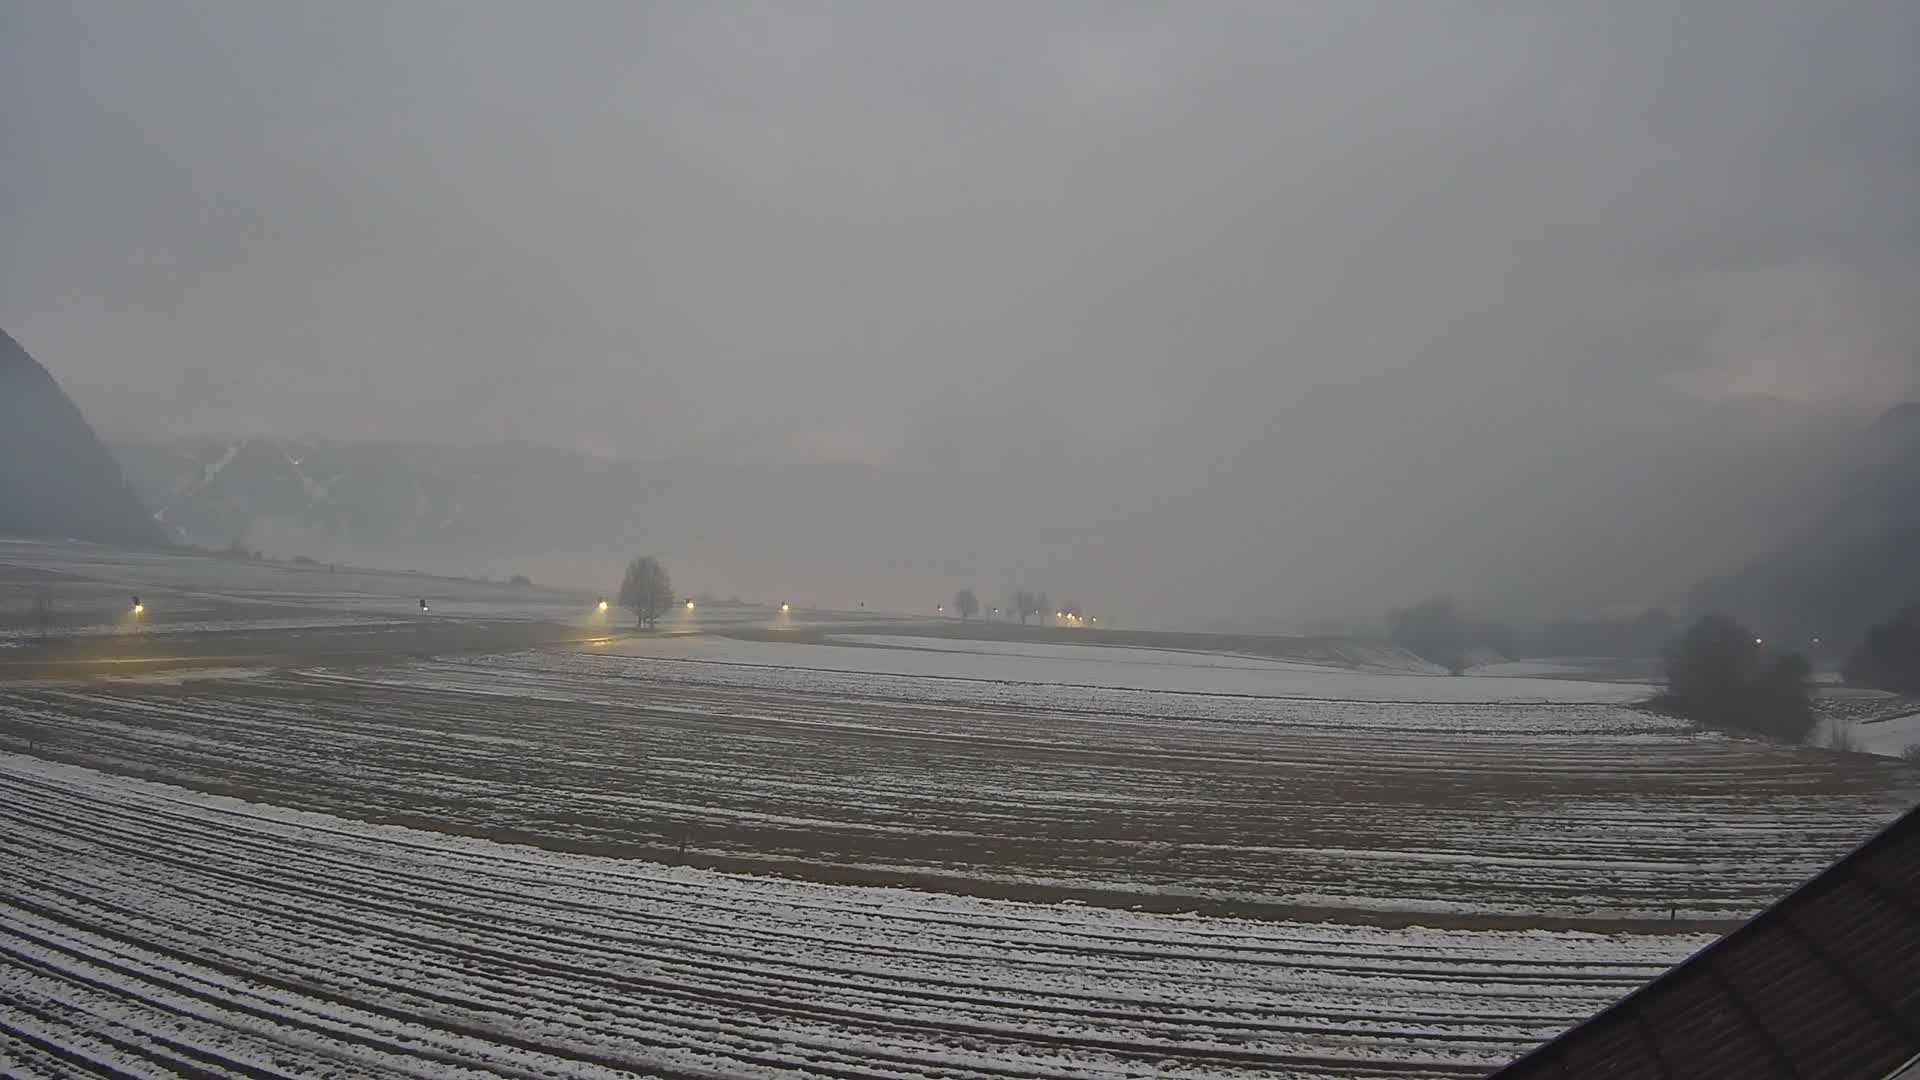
4, 543, 1918, 1077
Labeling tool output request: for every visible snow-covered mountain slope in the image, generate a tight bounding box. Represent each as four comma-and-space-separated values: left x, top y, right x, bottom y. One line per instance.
113, 436, 900, 559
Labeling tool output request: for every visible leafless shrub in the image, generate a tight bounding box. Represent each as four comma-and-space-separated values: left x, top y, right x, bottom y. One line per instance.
1822, 721, 1862, 753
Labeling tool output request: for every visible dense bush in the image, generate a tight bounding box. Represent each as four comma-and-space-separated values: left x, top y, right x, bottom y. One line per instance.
1843, 605, 1920, 693
1388, 597, 1520, 674
1656, 614, 1815, 742
1389, 598, 1470, 675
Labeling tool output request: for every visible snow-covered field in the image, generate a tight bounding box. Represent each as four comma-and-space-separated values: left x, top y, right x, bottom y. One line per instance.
5, 543, 1918, 1076
0, 539, 599, 635
0, 539, 904, 641
3, 613, 420, 640
7, 641, 1914, 923
1805, 687, 1920, 760
0, 754, 1709, 1079
1840, 710, 1920, 758
1859, 712, 1920, 755
830, 634, 1444, 674
620, 633, 1653, 704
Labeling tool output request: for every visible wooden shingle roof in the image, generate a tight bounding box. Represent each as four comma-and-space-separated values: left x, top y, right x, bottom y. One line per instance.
1488, 802, 1920, 1080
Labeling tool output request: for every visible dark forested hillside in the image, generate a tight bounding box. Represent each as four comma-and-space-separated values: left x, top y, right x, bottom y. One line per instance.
0, 329, 165, 547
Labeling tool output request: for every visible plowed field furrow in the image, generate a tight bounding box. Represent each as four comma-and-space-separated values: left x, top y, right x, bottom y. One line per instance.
7, 649, 1912, 922
0, 775, 1626, 1049
3, 756, 1717, 1078
8, 634, 1918, 1077
0, 771, 1681, 984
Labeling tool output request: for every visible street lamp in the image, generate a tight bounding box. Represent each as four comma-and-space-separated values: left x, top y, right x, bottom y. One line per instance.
597, 598, 609, 612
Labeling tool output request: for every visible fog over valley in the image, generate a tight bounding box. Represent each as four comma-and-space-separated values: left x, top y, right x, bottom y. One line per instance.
6, 1, 1917, 626
7, 7, 1920, 1076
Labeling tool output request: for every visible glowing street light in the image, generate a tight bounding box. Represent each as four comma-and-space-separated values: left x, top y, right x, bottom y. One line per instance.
686, 600, 696, 611
781, 602, 791, 612
1754, 637, 1764, 646
419, 598, 430, 612
597, 598, 609, 612
130, 595, 144, 615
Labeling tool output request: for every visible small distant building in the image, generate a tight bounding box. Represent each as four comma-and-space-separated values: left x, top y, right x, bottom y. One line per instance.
1489, 801, 1920, 1079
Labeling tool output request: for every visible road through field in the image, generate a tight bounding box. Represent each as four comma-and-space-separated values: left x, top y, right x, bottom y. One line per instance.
0, 754, 1708, 1079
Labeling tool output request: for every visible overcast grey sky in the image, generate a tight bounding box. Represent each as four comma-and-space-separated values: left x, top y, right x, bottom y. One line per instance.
3, 2, 1916, 620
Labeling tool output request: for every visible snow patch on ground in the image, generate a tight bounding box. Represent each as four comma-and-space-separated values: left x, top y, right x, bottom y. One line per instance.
612, 633, 1653, 704
95, 666, 274, 687
1850, 711, 1920, 758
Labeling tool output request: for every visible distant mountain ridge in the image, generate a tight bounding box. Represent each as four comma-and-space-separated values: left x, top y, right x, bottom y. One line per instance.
111, 435, 913, 563
0, 328, 167, 547
1858, 402, 1920, 472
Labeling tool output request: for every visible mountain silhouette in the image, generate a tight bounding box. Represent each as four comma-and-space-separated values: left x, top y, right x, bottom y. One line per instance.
1691, 402, 1920, 641
0, 328, 166, 547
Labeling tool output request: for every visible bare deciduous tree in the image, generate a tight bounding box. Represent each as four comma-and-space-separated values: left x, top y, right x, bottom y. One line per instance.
1009, 589, 1049, 625
1845, 605, 1920, 693
954, 588, 979, 622
619, 556, 674, 630
1390, 597, 1469, 675
30, 586, 53, 641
